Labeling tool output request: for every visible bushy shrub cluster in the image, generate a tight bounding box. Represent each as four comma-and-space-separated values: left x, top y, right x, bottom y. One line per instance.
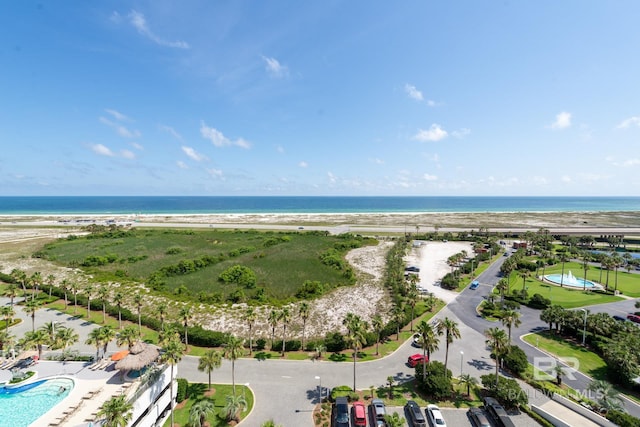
271, 340, 302, 352
176, 378, 189, 403
414, 361, 452, 400
330, 385, 359, 402
481, 374, 528, 408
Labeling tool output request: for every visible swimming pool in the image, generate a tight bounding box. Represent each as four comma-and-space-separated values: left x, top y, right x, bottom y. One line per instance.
0, 377, 73, 427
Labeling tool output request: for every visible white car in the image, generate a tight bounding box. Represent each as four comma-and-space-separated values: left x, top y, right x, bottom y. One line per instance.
426, 404, 447, 427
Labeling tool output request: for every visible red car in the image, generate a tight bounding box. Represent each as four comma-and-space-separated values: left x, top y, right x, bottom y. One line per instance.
407, 353, 427, 367
627, 314, 640, 324
352, 401, 367, 427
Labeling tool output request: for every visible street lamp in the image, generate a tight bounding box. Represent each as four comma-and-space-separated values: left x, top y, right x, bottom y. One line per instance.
578, 309, 588, 346
460, 351, 464, 377
315, 376, 321, 403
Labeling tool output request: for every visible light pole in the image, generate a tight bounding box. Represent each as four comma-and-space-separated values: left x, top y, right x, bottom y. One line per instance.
579, 309, 588, 346
315, 376, 321, 404
460, 351, 464, 377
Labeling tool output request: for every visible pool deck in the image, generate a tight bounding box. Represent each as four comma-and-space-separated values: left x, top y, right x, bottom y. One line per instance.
8, 360, 139, 427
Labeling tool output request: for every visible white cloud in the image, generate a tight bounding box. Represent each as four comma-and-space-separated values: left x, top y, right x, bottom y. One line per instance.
327, 172, 337, 184
532, 176, 549, 185
181, 146, 207, 162
550, 111, 572, 130
121, 149, 135, 159
131, 142, 144, 150
200, 121, 251, 149
452, 128, 471, 138
105, 109, 130, 122
127, 10, 190, 49
159, 125, 183, 141
176, 161, 188, 169
427, 100, 436, 107
207, 168, 224, 178
623, 158, 640, 167
369, 158, 384, 165
276, 145, 285, 153
298, 161, 308, 168
413, 124, 448, 142
616, 116, 640, 129
262, 56, 289, 78
561, 175, 571, 183
404, 84, 423, 101
91, 144, 115, 157
99, 117, 141, 138
423, 173, 438, 181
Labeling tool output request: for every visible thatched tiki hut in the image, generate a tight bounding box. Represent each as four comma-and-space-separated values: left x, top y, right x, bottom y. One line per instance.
115, 341, 159, 373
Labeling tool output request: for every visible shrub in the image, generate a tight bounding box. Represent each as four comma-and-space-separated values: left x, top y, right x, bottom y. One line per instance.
503, 345, 528, 376
176, 378, 189, 403
218, 265, 257, 289
272, 340, 302, 352
415, 361, 452, 400
330, 385, 358, 402
324, 331, 346, 353
606, 409, 640, 427
529, 293, 551, 309
255, 338, 266, 351
480, 374, 528, 408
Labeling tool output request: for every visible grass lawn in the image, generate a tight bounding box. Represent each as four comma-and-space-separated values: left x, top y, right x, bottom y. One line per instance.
373, 378, 482, 409
522, 331, 608, 380
507, 274, 622, 308
164, 383, 253, 427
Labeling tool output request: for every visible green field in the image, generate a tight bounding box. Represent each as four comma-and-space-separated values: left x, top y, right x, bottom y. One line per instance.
38, 228, 375, 302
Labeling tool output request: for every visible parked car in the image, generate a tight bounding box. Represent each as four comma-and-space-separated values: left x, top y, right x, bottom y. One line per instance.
426, 404, 446, 426
404, 400, 426, 427
405, 266, 420, 272
352, 401, 366, 427
483, 397, 516, 427
15, 355, 38, 369
369, 399, 387, 427
467, 408, 491, 427
470, 280, 480, 290
412, 333, 422, 347
613, 315, 628, 322
334, 396, 350, 427
628, 314, 640, 324
407, 353, 426, 367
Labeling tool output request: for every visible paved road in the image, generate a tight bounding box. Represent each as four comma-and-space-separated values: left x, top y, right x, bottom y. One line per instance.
448, 253, 640, 419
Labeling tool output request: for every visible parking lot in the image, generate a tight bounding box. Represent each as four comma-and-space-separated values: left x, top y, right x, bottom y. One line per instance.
384, 406, 540, 427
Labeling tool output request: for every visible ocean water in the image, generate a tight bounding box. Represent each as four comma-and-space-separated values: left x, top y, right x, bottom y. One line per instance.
0, 196, 639, 215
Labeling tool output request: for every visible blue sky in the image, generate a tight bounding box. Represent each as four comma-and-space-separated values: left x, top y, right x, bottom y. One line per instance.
1, 1, 639, 196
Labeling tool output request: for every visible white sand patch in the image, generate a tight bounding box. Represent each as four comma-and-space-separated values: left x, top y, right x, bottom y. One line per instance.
405, 241, 475, 304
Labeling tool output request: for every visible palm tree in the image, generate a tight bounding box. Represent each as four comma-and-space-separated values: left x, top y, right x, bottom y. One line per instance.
98, 285, 109, 324
156, 302, 168, 329
371, 314, 383, 356
97, 394, 133, 427
198, 349, 222, 391
179, 305, 193, 348
392, 303, 405, 340
484, 327, 509, 387
10, 268, 27, 295
4, 283, 19, 307
20, 329, 49, 359
133, 292, 144, 333
268, 309, 279, 350
244, 307, 257, 356
344, 313, 368, 391
41, 321, 58, 345
386, 376, 395, 399
436, 317, 461, 372
160, 336, 185, 427
60, 279, 70, 310
383, 412, 406, 427
518, 269, 530, 292
611, 253, 623, 293
71, 282, 79, 314
0, 306, 14, 331
224, 394, 247, 422
112, 291, 124, 329
85, 284, 94, 318
278, 307, 292, 356
29, 271, 42, 299
558, 253, 569, 287
24, 299, 42, 332
56, 326, 79, 353
298, 302, 310, 350
223, 335, 245, 397
496, 279, 509, 304
86, 328, 104, 360
459, 373, 478, 396
46, 274, 56, 297
588, 380, 624, 412
500, 309, 522, 342
416, 320, 439, 381
581, 252, 591, 291
116, 325, 141, 350
406, 287, 418, 332
189, 399, 216, 427
98, 325, 116, 357
0, 330, 15, 353
158, 323, 181, 347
